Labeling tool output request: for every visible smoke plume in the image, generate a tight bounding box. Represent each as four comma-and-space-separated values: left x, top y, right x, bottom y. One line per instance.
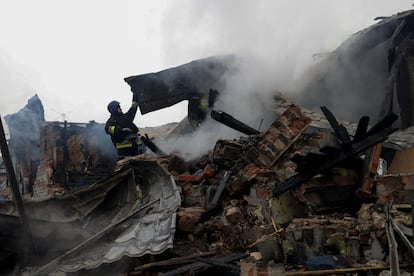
155, 1, 411, 159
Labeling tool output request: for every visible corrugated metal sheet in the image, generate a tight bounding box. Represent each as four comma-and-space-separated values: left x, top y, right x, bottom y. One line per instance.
34, 159, 181, 274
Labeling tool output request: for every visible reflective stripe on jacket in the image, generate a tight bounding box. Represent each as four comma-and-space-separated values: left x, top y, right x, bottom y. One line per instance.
115, 133, 142, 149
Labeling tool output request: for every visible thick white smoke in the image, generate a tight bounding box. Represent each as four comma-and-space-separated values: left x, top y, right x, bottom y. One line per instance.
156, 119, 242, 161
1, 1, 412, 160
0, 50, 40, 117
156, 1, 412, 159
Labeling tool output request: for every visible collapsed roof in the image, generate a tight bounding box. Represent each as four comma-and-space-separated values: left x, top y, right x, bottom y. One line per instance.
33, 159, 181, 274
124, 54, 237, 114
293, 10, 414, 129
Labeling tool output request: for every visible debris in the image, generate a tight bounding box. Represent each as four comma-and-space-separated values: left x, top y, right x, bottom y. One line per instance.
6, 9, 414, 275
228, 104, 311, 195
385, 204, 400, 276
133, 251, 215, 272
200, 170, 231, 221
0, 115, 37, 258
211, 110, 261, 135
161, 252, 248, 276
356, 143, 383, 201
393, 222, 414, 256
272, 108, 398, 198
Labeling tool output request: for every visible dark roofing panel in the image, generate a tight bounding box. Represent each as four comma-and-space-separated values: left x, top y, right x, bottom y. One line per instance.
124, 55, 237, 114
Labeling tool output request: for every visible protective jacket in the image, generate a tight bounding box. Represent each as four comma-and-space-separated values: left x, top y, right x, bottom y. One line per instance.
105, 102, 146, 159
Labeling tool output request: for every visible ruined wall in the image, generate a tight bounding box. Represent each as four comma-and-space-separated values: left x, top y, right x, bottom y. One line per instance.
2, 95, 118, 200
4, 95, 44, 196
33, 121, 116, 199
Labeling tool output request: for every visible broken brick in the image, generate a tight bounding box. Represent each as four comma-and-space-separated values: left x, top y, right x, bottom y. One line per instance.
224, 206, 244, 223
177, 207, 204, 232
177, 174, 199, 183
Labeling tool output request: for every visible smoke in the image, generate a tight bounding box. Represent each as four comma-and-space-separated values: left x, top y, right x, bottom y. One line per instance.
154, 1, 412, 159
291, 38, 391, 122
154, 56, 288, 160
1, 1, 412, 160
156, 118, 243, 161
160, 1, 410, 79
0, 50, 41, 118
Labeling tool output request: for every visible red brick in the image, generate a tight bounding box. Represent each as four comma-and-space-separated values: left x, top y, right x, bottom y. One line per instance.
177, 207, 204, 232
177, 174, 199, 183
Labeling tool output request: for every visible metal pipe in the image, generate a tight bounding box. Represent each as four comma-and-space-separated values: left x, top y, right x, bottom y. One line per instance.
386, 204, 400, 276
211, 110, 261, 135
393, 222, 414, 255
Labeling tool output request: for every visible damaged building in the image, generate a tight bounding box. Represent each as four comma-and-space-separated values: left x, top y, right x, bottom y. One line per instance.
2, 8, 414, 276
2, 94, 117, 199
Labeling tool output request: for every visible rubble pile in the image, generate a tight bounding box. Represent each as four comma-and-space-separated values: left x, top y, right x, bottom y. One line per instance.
2, 98, 414, 275
135, 104, 414, 275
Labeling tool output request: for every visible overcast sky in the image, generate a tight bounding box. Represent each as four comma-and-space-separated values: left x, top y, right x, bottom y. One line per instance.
0, 0, 412, 127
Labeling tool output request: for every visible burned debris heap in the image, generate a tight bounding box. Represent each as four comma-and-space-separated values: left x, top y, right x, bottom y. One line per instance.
3, 8, 414, 276
0, 96, 181, 274
169, 102, 414, 275
3, 94, 414, 275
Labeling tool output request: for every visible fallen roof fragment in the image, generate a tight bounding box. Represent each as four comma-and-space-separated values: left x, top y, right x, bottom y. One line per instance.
33, 159, 181, 274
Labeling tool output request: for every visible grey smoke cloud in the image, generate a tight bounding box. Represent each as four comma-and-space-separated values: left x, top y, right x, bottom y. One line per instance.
155, 0, 411, 158
157, 119, 242, 161
0, 51, 40, 115
161, 1, 410, 70
0, 1, 412, 159
292, 40, 391, 123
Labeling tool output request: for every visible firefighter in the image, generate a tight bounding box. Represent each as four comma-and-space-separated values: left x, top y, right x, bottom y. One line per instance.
105, 94, 146, 160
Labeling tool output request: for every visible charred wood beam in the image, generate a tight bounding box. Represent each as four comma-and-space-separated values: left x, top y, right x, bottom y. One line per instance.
273, 108, 398, 197
211, 110, 261, 135
200, 170, 231, 221
197, 257, 240, 271
291, 152, 335, 174
320, 106, 351, 145
0, 116, 37, 257
134, 251, 215, 272
273, 125, 396, 196
207, 170, 230, 209
285, 264, 414, 276
356, 143, 383, 201
141, 134, 165, 155
161, 252, 248, 276
366, 112, 398, 136
353, 116, 369, 143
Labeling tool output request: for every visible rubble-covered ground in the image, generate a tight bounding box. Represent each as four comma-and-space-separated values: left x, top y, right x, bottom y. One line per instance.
2, 97, 414, 276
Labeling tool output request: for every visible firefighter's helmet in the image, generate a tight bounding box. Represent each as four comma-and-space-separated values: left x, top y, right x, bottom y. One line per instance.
107, 100, 120, 115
